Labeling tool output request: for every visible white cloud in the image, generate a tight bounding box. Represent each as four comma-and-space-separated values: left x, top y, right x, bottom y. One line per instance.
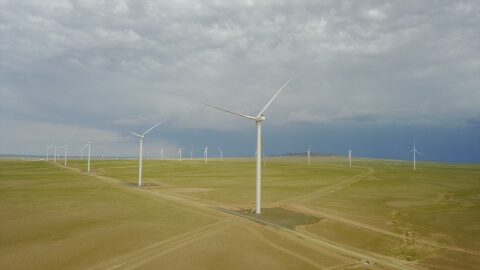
0, 1, 478, 159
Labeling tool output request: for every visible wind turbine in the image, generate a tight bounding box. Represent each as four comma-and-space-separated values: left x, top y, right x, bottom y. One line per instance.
46, 145, 54, 161
203, 78, 292, 214
126, 121, 165, 187
307, 146, 311, 164
190, 150, 193, 160
409, 140, 423, 171
53, 146, 58, 162
348, 148, 352, 167
204, 146, 208, 164
59, 145, 68, 166
219, 148, 223, 161
160, 148, 164, 160
81, 140, 93, 172
178, 148, 183, 162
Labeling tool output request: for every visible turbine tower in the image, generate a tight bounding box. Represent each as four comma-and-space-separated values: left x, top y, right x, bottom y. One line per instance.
204, 146, 208, 164
307, 146, 311, 165
160, 148, 164, 160
81, 140, 93, 172
203, 78, 291, 214
46, 145, 54, 161
409, 140, 423, 170
219, 148, 223, 161
190, 150, 193, 160
348, 148, 352, 167
178, 148, 183, 162
126, 121, 165, 187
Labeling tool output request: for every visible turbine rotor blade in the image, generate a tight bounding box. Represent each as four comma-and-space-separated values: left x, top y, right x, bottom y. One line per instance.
415, 150, 424, 156
257, 78, 292, 117
81, 143, 89, 151
201, 103, 256, 120
126, 129, 142, 137
143, 120, 166, 135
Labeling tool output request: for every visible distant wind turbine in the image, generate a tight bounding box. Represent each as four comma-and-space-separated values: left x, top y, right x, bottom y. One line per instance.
348, 148, 352, 167
307, 146, 311, 165
204, 146, 208, 164
160, 148, 164, 160
59, 145, 68, 166
190, 150, 193, 160
178, 148, 183, 162
81, 140, 93, 172
46, 145, 54, 161
126, 120, 165, 187
203, 78, 292, 214
219, 148, 223, 161
409, 140, 424, 171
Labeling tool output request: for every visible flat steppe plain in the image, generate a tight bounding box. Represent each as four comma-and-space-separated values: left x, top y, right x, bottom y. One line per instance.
1, 156, 479, 269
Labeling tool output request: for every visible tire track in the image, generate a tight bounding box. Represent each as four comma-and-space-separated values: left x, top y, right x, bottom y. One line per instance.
277, 167, 375, 204
89, 221, 227, 270
293, 205, 480, 257
232, 220, 331, 269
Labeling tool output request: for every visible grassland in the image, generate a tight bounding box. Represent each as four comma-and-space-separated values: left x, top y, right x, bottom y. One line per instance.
1, 156, 478, 269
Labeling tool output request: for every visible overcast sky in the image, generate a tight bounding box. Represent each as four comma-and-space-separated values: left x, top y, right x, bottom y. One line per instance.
1, 0, 479, 162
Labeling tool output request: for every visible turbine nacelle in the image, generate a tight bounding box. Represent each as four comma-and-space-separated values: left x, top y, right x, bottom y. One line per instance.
255, 115, 266, 122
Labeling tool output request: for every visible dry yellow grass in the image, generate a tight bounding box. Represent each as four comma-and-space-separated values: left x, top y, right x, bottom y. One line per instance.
1, 157, 478, 269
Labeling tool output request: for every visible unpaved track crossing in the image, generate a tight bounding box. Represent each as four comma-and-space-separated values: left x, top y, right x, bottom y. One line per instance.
276, 167, 375, 204
90, 221, 227, 270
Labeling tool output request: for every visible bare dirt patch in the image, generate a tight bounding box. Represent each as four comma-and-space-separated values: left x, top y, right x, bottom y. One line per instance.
168, 187, 211, 193
438, 193, 453, 203
386, 201, 432, 208
122, 182, 161, 187
218, 207, 322, 230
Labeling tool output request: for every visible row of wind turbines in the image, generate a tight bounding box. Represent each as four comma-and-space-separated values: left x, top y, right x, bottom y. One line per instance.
172, 146, 222, 163
45, 78, 424, 215
46, 144, 68, 166
344, 142, 423, 171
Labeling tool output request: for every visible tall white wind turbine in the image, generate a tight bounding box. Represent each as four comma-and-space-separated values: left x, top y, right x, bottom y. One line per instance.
126, 121, 165, 187
348, 148, 352, 167
204, 146, 208, 164
203, 78, 292, 214
409, 140, 423, 171
160, 148, 164, 160
219, 148, 223, 161
81, 140, 93, 172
